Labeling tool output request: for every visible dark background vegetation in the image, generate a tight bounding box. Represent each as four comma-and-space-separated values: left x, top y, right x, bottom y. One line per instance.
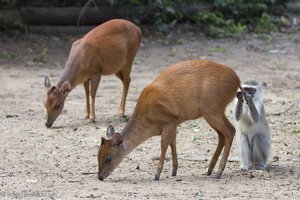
0, 0, 299, 37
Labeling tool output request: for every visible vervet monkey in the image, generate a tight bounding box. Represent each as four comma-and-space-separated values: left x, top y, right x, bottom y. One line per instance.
234, 80, 271, 170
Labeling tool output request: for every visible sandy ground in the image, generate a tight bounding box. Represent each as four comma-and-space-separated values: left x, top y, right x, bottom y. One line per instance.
0, 28, 299, 199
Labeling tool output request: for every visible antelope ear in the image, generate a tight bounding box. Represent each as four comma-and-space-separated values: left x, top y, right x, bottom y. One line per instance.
106, 124, 115, 138
61, 81, 71, 96
101, 137, 106, 145
112, 132, 123, 146
44, 76, 51, 88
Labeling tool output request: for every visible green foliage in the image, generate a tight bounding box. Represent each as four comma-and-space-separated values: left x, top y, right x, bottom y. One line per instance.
0, 0, 17, 5
194, 12, 246, 38
0, 10, 24, 31
129, 0, 188, 32
1, 0, 291, 36
0, 0, 17, 6
254, 13, 278, 33
130, 0, 289, 36
211, 0, 287, 33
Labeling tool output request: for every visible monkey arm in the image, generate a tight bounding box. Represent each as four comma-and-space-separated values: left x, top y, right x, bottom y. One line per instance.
235, 91, 243, 121
244, 93, 259, 123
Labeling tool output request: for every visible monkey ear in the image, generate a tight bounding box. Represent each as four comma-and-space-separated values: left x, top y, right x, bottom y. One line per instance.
106, 124, 115, 138
61, 81, 71, 96
44, 76, 51, 88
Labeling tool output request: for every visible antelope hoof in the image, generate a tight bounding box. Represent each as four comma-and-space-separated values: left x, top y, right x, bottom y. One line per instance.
154, 174, 160, 181
214, 171, 222, 179
90, 117, 96, 123
118, 110, 125, 118
172, 170, 177, 176
205, 170, 212, 176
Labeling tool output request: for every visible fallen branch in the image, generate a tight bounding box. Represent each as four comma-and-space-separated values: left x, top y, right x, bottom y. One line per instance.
81, 172, 97, 175
267, 102, 294, 116
68, 180, 82, 183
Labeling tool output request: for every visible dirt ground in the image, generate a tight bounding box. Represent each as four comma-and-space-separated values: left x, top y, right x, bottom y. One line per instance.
0, 27, 299, 200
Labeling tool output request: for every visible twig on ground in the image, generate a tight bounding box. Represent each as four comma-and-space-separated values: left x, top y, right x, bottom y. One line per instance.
81, 172, 97, 175
267, 102, 294, 116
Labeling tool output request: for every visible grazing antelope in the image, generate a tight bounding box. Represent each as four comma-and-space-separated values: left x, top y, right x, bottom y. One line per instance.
44, 19, 142, 128
98, 60, 243, 180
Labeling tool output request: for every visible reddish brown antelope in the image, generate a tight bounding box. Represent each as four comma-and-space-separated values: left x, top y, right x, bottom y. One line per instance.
44, 19, 142, 128
98, 60, 243, 181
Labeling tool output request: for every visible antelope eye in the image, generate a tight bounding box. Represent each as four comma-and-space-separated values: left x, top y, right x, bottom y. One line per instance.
54, 104, 61, 110
105, 156, 112, 164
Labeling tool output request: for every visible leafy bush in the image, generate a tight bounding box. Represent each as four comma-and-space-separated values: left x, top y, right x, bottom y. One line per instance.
194, 12, 246, 38
254, 12, 278, 33
210, 0, 288, 34
0, 0, 17, 7
1, 0, 291, 36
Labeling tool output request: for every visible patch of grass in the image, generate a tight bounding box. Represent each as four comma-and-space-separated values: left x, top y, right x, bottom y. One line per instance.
254, 13, 278, 34
0, 50, 15, 60
175, 38, 186, 45
209, 46, 227, 53
32, 48, 48, 63
192, 136, 201, 142
286, 94, 295, 101
262, 56, 271, 62
274, 59, 286, 70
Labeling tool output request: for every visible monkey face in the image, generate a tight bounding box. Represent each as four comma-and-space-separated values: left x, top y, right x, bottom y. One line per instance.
243, 87, 256, 96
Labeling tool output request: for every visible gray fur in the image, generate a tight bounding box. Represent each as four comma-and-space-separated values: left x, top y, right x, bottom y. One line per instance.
234, 80, 271, 170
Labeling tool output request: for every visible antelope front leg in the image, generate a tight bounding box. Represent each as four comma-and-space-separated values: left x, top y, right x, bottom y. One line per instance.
83, 80, 90, 119
155, 124, 177, 180
90, 75, 101, 122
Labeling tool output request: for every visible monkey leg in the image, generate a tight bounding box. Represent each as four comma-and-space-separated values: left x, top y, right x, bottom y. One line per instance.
239, 133, 252, 171
251, 134, 270, 170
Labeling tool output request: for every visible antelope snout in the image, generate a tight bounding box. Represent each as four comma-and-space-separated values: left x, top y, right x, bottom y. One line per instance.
45, 121, 53, 128
98, 174, 104, 181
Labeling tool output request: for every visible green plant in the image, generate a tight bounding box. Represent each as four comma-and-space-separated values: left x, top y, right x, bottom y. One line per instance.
254, 12, 278, 33
136, 0, 186, 32
194, 12, 246, 38
0, 50, 15, 60
0, 0, 17, 7
2, 0, 290, 36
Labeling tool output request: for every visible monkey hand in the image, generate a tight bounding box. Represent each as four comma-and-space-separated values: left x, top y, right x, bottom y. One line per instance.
244, 92, 252, 104
236, 91, 244, 102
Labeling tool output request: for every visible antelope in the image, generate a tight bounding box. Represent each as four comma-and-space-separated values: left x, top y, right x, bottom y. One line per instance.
44, 19, 142, 128
98, 60, 243, 181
